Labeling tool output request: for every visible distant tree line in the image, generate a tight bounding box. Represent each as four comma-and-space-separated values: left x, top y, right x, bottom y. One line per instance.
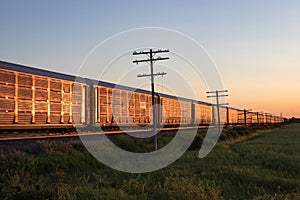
286, 117, 300, 123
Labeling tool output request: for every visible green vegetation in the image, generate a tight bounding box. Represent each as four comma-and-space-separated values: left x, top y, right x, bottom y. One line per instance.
0, 124, 299, 199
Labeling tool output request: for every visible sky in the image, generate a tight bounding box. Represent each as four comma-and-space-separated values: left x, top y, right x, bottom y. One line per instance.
0, 0, 299, 118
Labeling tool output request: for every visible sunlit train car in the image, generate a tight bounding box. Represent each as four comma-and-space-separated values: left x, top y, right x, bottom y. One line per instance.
0, 61, 87, 131
250, 112, 259, 124
246, 112, 254, 124
217, 106, 228, 125
194, 101, 212, 125
265, 114, 271, 124
0, 60, 284, 134
179, 99, 192, 124
269, 114, 275, 124
161, 96, 181, 125
91, 80, 196, 129
257, 113, 265, 124
226, 107, 240, 125
91, 80, 160, 129
276, 116, 283, 123
160, 95, 193, 126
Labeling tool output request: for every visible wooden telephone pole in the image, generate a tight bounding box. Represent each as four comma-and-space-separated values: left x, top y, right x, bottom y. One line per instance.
207, 90, 228, 133
133, 49, 169, 150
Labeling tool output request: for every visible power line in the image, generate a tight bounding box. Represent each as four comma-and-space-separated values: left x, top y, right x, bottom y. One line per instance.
133, 48, 169, 151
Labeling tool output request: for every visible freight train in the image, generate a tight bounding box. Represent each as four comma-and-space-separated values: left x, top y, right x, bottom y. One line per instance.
0, 60, 283, 133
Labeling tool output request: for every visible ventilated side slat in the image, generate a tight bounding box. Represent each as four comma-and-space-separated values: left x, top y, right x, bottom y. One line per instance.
72, 105, 81, 114
100, 105, 107, 114
72, 84, 82, 94
50, 113, 61, 124
0, 112, 14, 124
62, 115, 70, 124
0, 84, 15, 97
99, 115, 107, 123
50, 80, 61, 91
18, 112, 32, 124
35, 77, 48, 88
0, 98, 15, 111
35, 89, 48, 101
72, 94, 82, 104
18, 100, 32, 111
50, 91, 61, 102
72, 114, 81, 124
18, 87, 32, 99
35, 112, 47, 124
63, 93, 70, 102
113, 105, 121, 114
134, 117, 140, 123
122, 107, 128, 116
18, 74, 32, 87
99, 96, 107, 103
63, 105, 70, 113
112, 98, 121, 105
135, 109, 140, 115
0, 70, 15, 84
99, 87, 107, 95
50, 103, 61, 112
35, 101, 48, 111
63, 83, 70, 93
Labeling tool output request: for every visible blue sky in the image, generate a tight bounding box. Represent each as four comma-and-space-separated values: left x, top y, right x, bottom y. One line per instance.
1, 1, 300, 117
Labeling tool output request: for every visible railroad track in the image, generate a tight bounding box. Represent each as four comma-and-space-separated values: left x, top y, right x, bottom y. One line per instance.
0, 126, 207, 141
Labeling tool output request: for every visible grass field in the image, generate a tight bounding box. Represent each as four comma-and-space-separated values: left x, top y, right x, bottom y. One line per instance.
0, 124, 299, 199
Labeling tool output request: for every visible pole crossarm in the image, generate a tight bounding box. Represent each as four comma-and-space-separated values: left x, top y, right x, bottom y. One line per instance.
133, 57, 169, 64
133, 49, 169, 55
206, 90, 228, 94
137, 72, 167, 78
207, 95, 228, 98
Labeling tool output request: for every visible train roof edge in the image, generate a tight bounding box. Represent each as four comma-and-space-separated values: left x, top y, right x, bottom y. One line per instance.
0, 60, 86, 83
0, 60, 212, 105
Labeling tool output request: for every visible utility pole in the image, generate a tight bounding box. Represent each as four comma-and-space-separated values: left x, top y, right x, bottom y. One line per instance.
243, 109, 252, 126
244, 109, 247, 126
133, 49, 169, 150
207, 90, 228, 134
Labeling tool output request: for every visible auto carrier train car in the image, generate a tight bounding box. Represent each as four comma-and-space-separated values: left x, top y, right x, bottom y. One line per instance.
0, 61, 283, 133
